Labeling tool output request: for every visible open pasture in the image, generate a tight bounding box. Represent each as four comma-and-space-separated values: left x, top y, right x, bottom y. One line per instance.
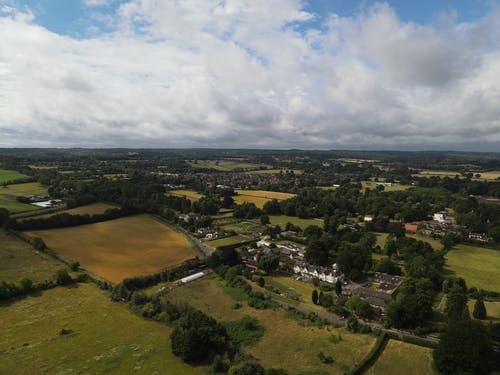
21, 202, 118, 221
366, 339, 435, 375
468, 300, 500, 321
361, 181, 412, 192
168, 189, 204, 201
0, 284, 202, 375
188, 159, 268, 171
243, 169, 304, 175
25, 215, 199, 283
0, 195, 40, 213
445, 244, 500, 291
268, 215, 323, 230
0, 232, 62, 284
0, 169, 29, 183
0, 182, 48, 197
203, 234, 253, 250
166, 276, 376, 374
234, 190, 295, 208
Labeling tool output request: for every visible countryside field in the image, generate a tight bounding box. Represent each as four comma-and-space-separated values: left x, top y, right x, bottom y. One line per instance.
366, 340, 435, 375
0, 232, 62, 284
243, 169, 304, 175
168, 189, 204, 201
0, 169, 29, 183
188, 159, 268, 171
25, 215, 200, 283
445, 245, 500, 291
21, 202, 118, 221
0, 195, 40, 213
234, 190, 296, 208
203, 234, 253, 250
361, 181, 412, 192
166, 276, 376, 374
268, 214, 323, 230
468, 300, 500, 321
0, 182, 48, 197
0, 284, 203, 375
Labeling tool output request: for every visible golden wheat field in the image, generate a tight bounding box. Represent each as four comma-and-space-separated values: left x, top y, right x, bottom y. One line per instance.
25, 215, 199, 283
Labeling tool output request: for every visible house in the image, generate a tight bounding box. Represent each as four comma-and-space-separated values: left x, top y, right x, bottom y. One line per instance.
468, 232, 489, 242
433, 211, 453, 224
352, 287, 394, 310
404, 223, 418, 233
292, 262, 344, 284
364, 215, 374, 222
257, 240, 271, 248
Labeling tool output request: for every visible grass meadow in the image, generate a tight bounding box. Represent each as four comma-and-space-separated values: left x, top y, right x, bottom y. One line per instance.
0, 232, 63, 284
366, 340, 435, 375
445, 244, 500, 291
268, 215, 323, 230
26, 214, 199, 283
188, 159, 268, 171
165, 276, 376, 374
0, 169, 29, 183
0, 284, 202, 375
468, 300, 500, 321
168, 189, 205, 201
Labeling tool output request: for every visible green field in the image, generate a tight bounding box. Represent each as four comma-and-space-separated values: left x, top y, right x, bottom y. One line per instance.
468, 300, 500, 321
0, 232, 63, 284
361, 181, 412, 192
0, 182, 48, 197
204, 234, 254, 250
0, 195, 40, 213
0, 284, 202, 374
445, 245, 500, 291
268, 215, 323, 230
0, 169, 28, 183
366, 339, 435, 375
188, 159, 268, 171
166, 276, 376, 374
168, 189, 204, 201
407, 234, 443, 250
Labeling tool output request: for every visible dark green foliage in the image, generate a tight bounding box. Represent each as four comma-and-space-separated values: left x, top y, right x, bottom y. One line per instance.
171, 309, 229, 363
385, 278, 434, 328
69, 261, 80, 271
233, 202, 262, 219
257, 276, 265, 287
304, 225, 323, 241
346, 317, 359, 332
473, 297, 487, 320
317, 351, 334, 364
335, 279, 342, 296
445, 284, 470, 323
0, 207, 10, 227
228, 362, 265, 375
265, 369, 288, 375
257, 253, 279, 273
373, 257, 402, 275
224, 316, 265, 346
312, 289, 318, 305
346, 295, 373, 319
318, 292, 334, 308
434, 320, 495, 375
30, 237, 46, 251
260, 215, 270, 225
55, 269, 73, 286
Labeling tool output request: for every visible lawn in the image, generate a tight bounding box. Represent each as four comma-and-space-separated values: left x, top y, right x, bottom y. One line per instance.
268, 215, 323, 230
0, 232, 63, 284
0, 283, 202, 374
0, 169, 28, 183
468, 300, 500, 321
407, 234, 443, 250
374, 232, 389, 248
445, 245, 500, 291
366, 339, 435, 375
165, 276, 376, 374
25, 214, 200, 284
0, 182, 48, 197
168, 189, 204, 201
0, 195, 40, 213
21, 202, 118, 221
203, 234, 254, 250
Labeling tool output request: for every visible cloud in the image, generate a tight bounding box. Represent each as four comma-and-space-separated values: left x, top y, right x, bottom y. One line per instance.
84, 0, 110, 7
0, 1, 500, 150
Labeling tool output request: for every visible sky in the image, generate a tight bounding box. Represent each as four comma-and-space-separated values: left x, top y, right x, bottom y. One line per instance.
1, 0, 500, 150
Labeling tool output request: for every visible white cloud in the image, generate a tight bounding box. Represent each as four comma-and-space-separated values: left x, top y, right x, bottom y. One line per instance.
0, 1, 500, 149
84, 0, 110, 7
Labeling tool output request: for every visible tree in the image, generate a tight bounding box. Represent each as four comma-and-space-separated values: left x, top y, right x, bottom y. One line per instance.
445, 285, 470, 323
228, 362, 265, 375
374, 257, 402, 275
69, 261, 80, 271
473, 297, 487, 320
30, 237, 46, 251
434, 320, 494, 375
19, 277, 33, 293
257, 276, 265, 288
346, 295, 373, 319
55, 269, 73, 285
312, 290, 319, 305
257, 253, 279, 273
335, 279, 342, 296
0, 207, 10, 227
260, 215, 270, 225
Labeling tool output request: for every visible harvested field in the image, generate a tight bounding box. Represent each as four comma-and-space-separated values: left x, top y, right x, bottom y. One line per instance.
366, 339, 434, 375
188, 159, 268, 171
166, 276, 376, 374
0, 232, 62, 284
0, 284, 202, 375
233, 190, 295, 209
168, 189, 204, 201
361, 181, 412, 192
25, 215, 200, 283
